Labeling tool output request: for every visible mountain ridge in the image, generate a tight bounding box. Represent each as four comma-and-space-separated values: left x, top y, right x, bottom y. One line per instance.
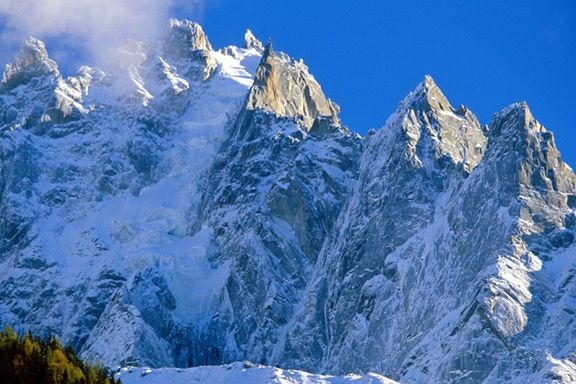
0, 19, 575, 384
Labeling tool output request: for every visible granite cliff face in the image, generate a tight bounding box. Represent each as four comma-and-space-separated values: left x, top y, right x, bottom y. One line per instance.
1, 19, 575, 384
243, 43, 340, 128
276, 86, 576, 382
189, 42, 360, 366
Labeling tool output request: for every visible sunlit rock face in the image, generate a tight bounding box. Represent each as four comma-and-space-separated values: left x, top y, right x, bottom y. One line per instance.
1, 19, 576, 384
2, 37, 60, 88
243, 43, 340, 129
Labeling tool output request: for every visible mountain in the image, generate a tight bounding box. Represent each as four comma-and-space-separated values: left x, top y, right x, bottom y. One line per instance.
277, 78, 576, 383
1, 19, 575, 384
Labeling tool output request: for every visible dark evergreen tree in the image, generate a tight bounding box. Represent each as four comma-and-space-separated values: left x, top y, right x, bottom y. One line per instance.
0, 327, 120, 384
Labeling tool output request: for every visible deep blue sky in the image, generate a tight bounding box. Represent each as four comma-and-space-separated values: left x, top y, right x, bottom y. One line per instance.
193, 0, 575, 167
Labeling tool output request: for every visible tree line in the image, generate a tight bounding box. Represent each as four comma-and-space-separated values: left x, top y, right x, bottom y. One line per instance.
0, 327, 120, 384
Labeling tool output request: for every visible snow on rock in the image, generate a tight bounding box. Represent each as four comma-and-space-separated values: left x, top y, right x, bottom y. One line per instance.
244, 29, 264, 51
187, 44, 361, 366
1, 17, 576, 384
0, 19, 263, 368
276, 77, 576, 383
162, 18, 217, 81
2, 36, 60, 88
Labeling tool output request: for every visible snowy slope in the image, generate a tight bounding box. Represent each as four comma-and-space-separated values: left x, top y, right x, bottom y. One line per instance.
0, 19, 265, 367
116, 362, 396, 384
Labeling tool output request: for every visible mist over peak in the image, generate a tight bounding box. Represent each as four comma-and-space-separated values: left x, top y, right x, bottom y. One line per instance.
0, 0, 205, 73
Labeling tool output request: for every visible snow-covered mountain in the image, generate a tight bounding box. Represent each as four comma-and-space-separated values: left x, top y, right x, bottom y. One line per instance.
1, 19, 575, 383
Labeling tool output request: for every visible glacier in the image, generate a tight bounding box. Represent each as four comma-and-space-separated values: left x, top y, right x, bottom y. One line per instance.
0, 18, 575, 384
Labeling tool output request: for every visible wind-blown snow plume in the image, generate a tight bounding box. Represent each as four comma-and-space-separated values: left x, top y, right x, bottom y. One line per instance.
0, 0, 204, 71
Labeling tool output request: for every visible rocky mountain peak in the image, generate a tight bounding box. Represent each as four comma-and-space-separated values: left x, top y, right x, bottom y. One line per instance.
486, 102, 548, 159
246, 42, 279, 109
164, 18, 213, 55
162, 19, 216, 81
488, 101, 544, 139
379, 75, 486, 172
244, 29, 264, 51
406, 74, 453, 113
1, 19, 576, 384
2, 36, 60, 89
486, 102, 576, 200
243, 42, 340, 128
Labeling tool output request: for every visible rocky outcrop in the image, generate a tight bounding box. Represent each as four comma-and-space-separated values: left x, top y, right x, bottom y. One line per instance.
244, 29, 264, 51
162, 18, 216, 80
0, 37, 94, 134
0, 22, 264, 368
276, 75, 487, 376
2, 37, 60, 89
242, 43, 340, 129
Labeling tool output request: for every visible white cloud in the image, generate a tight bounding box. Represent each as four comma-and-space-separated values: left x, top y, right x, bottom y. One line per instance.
0, 0, 204, 72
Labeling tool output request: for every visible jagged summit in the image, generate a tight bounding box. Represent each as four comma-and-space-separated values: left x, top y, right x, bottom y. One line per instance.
244, 29, 264, 51
162, 19, 216, 80
486, 102, 549, 154
378, 75, 486, 172
165, 18, 213, 54
489, 101, 545, 137
2, 36, 60, 88
0, 36, 92, 129
243, 41, 340, 128
485, 102, 576, 200
400, 75, 481, 129
399, 74, 455, 114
